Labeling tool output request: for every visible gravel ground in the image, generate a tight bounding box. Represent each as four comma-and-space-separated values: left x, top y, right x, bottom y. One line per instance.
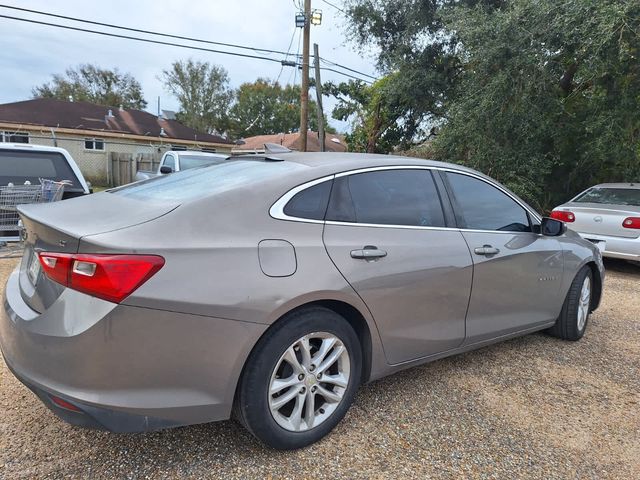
1, 257, 639, 479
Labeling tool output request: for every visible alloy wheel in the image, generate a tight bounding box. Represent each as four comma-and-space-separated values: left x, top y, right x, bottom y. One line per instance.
268, 332, 350, 432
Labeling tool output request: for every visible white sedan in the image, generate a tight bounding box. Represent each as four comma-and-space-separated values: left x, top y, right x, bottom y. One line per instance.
552, 183, 640, 263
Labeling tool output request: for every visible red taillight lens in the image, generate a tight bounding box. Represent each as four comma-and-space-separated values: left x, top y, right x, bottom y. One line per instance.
550, 210, 575, 222
622, 217, 640, 229
38, 253, 164, 303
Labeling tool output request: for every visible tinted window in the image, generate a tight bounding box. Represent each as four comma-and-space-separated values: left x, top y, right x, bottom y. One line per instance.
163, 154, 176, 170
112, 160, 304, 203
0, 150, 81, 190
326, 169, 445, 227
574, 187, 640, 207
179, 155, 227, 170
283, 180, 332, 220
446, 173, 531, 232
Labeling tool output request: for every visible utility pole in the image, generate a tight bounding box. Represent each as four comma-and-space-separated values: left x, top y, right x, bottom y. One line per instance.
299, 0, 311, 152
313, 43, 326, 152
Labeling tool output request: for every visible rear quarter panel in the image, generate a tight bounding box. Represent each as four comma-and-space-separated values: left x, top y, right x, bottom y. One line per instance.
79, 185, 388, 380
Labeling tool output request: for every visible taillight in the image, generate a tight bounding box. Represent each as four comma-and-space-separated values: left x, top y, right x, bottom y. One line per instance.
38, 253, 164, 303
622, 217, 640, 229
550, 210, 575, 222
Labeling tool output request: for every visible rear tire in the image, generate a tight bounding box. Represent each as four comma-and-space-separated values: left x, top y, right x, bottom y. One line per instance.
236, 307, 362, 450
547, 266, 593, 341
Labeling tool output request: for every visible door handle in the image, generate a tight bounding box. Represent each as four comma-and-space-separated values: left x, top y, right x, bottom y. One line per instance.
474, 245, 500, 256
350, 246, 387, 260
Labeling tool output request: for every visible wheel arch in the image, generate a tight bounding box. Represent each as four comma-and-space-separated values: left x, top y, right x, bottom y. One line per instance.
585, 261, 603, 312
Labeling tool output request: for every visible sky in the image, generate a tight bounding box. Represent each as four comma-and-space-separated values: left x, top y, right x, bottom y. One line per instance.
0, 0, 379, 132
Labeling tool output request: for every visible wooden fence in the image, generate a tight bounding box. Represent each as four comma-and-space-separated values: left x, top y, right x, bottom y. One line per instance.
108, 152, 162, 186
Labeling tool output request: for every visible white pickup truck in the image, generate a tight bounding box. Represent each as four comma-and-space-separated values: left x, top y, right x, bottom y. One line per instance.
135, 150, 229, 181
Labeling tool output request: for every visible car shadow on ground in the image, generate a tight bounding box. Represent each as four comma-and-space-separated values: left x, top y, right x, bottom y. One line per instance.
603, 257, 640, 275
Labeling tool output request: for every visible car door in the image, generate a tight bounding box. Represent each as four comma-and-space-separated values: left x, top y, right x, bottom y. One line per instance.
441, 171, 564, 344
322, 168, 473, 364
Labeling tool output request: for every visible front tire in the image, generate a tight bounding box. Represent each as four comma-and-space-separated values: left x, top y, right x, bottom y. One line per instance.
236, 307, 362, 450
547, 266, 593, 341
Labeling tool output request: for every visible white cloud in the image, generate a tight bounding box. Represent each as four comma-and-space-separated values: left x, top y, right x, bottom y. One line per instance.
0, 0, 379, 132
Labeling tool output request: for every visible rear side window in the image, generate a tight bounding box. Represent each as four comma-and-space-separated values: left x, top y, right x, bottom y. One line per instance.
326, 169, 446, 227
445, 172, 531, 232
179, 155, 227, 170
283, 180, 332, 220
0, 149, 82, 190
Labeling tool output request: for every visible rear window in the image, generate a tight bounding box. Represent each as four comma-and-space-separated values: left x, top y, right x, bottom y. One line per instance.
179, 155, 227, 170
112, 160, 303, 202
0, 149, 82, 190
574, 187, 640, 207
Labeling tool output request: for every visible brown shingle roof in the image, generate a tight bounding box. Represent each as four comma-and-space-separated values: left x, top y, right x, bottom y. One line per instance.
0, 98, 233, 144
235, 131, 347, 153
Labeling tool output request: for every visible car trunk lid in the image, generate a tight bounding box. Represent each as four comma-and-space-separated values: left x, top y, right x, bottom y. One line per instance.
18, 192, 177, 313
560, 203, 640, 239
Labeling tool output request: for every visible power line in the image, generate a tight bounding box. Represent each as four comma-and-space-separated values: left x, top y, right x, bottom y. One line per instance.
0, 4, 377, 83
292, 26, 303, 86
275, 28, 299, 85
319, 0, 346, 14
0, 14, 286, 64
0, 4, 290, 57
320, 67, 372, 84
320, 58, 377, 80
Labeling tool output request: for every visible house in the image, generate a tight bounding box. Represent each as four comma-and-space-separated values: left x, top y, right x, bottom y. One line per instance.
232, 131, 348, 154
0, 98, 234, 184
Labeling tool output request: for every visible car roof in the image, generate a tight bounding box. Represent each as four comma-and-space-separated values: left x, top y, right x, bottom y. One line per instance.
0, 143, 74, 155
589, 183, 640, 190
258, 151, 481, 178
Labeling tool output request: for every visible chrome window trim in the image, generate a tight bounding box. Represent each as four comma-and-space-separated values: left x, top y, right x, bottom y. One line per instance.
269, 174, 335, 224
269, 165, 542, 228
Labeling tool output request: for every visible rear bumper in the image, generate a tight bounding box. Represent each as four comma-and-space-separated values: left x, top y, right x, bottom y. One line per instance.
1, 269, 267, 432
575, 231, 640, 261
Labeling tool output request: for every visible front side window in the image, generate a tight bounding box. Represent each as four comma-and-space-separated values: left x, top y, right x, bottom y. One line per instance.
446, 172, 531, 232
162, 154, 176, 170
326, 169, 446, 227
84, 138, 105, 150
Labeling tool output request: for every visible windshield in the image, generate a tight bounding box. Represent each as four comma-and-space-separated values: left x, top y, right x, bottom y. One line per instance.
574, 187, 640, 207
110, 160, 303, 203
179, 155, 227, 170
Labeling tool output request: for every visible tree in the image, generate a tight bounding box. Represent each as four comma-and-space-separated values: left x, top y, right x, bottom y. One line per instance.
161, 59, 233, 134
325, 75, 405, 153
228, 78, 332, 139
432, 0, 640, 210
342, 0, 503, 149
32, 64, 147, 109
345, 0, 640, 210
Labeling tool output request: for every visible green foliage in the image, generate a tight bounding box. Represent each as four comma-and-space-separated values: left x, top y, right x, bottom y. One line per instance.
346, 0, 640, 210
325, 76, 405, 153
32, 64, 147, 109
228, 79, 330, 138
161, 59, 233, 134
433, 0, 640, 210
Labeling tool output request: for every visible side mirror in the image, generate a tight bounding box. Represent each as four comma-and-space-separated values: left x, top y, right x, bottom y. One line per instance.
159, 166, 173, 174
540, 217, 566, 237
